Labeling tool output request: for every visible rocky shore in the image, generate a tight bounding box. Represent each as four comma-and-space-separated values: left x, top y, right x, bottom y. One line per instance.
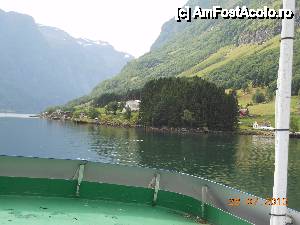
40, 114, 300, 139
40, 112, 139, 128
144, 126, 277, 137
39, 111, 300, 138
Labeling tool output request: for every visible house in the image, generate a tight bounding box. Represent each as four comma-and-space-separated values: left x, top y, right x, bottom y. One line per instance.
239, 108, 249, 117
124, 100, 141, 112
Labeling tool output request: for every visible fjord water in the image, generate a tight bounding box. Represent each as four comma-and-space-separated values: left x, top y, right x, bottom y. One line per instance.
0, 115, 300, 210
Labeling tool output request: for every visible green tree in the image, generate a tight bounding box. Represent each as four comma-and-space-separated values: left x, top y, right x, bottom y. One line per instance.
139, 77, 238, 131
106, 101, 118, 115
252, 90, 266, 103
242, 83, 249, 93
266, 87, 274, 102
73, 111, 81, 118
124, 106, 132, 120
45, 106, 57, 114
119, 101, 126, 110
94, 93, 119, 107
292, 76, 300, 96
182, 109, 195, 127
87, 107, 99, 119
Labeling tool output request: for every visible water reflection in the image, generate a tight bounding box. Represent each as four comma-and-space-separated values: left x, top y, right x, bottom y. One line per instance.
88, 126, 141, 165
135, 132, 237, 177
0, 117, 299, 210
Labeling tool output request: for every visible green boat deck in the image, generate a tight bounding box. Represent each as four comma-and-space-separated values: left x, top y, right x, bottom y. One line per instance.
0, 157, 255, 225
0, 195, 204, 225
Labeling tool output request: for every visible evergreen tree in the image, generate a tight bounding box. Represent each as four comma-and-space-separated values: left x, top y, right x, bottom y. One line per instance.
252, 90, 266, 103
139, 77, 238, 131
105, 101, 118, 115
124, 106, 132, 120
87, 107, 99, 119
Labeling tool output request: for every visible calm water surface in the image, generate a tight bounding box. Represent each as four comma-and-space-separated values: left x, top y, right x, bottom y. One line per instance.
0, 114, 299, 210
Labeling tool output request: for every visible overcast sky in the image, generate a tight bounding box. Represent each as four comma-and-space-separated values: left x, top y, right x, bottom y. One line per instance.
0, 0, 187, 57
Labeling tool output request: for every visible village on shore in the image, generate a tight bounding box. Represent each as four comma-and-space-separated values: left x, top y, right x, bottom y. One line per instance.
40, 97, 300, 138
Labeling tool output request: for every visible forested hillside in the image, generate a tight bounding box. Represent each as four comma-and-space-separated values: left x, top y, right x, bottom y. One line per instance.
84, 0, 300, 102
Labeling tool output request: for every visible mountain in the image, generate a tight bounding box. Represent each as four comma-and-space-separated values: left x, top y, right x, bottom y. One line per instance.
0, 9, 133, 113
86, 0, 300, 101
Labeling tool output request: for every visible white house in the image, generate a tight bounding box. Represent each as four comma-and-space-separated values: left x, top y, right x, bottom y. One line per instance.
124, 100, 141, 112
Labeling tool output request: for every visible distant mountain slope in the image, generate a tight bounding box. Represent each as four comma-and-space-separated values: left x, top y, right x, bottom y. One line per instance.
175, 30, 299, 95
88, 0, 300, 100
0, 9, 133, 112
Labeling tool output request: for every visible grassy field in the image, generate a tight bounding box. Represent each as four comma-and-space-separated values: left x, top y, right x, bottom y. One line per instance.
178, 36, 279, 78
237, 87, 300, 131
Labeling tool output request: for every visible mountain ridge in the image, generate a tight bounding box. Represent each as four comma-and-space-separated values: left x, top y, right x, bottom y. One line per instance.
0, 9, 133, 112
85, 0, 300, 102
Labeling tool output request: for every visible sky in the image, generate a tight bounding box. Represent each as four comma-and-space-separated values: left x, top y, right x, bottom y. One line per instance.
0, 0, 187, 57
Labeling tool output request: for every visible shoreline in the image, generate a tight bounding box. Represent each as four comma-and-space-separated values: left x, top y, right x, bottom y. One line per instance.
40, 116, 300, 138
